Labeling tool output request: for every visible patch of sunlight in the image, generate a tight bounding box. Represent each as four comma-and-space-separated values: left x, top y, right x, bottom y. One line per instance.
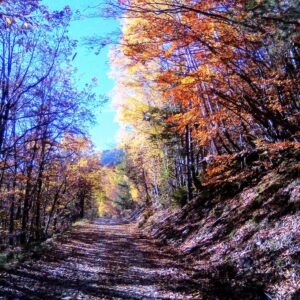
72, 219, 90, 227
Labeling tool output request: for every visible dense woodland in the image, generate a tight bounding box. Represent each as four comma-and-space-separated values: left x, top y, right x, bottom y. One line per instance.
106, 0, 299, 210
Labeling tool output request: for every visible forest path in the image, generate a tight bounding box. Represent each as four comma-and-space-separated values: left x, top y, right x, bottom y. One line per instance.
0, 218, 206, 300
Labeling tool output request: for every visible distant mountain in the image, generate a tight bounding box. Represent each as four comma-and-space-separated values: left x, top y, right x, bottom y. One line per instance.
101, 149, 124, 166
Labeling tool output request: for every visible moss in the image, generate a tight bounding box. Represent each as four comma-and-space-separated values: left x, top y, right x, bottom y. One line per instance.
254, 196, 265, 207
0, 251, 26, 270
274, 258, 284, 271
252, 214, 262, 224
0, 252, 9, 267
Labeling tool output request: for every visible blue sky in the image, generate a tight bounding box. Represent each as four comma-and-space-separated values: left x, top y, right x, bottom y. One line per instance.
43, 0, 120, 151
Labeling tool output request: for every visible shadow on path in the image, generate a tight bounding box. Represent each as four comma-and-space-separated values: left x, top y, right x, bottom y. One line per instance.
0, 218, 265, 299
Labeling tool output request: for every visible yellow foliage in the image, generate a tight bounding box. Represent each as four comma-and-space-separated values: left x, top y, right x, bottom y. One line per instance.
129, 182, 139, 201
181, 76, 195, 85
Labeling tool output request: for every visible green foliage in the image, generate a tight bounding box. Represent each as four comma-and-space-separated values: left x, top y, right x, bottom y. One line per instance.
252, 214, 262, 224
0, 252, 9, 267
114, 180, 134, 209
112, 162, 135, 210
171, 187, 188, 208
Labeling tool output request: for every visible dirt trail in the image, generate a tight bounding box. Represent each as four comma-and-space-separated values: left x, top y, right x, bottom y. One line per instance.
0, 219, 209, 300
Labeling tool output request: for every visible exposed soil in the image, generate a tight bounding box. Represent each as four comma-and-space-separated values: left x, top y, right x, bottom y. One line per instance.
0, 218, 220, 300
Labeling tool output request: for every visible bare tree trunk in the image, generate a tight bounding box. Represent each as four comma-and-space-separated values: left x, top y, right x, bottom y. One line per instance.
185, 126, 193, 202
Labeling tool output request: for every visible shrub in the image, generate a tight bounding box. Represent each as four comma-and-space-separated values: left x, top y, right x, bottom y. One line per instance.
171, 187, 188, 208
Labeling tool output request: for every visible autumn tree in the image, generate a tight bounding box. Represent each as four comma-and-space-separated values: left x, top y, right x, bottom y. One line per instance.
108, 0, 299, 206
0, 1, 102, 247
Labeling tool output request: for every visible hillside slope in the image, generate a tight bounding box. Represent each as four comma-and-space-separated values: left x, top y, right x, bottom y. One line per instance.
138, 147, 300, 300
101, 149, 125, 166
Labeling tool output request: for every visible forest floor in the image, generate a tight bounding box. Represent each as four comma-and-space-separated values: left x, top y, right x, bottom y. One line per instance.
138, 148, 300, 300
0, 218, 219, 300
2, 148, 298, 300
